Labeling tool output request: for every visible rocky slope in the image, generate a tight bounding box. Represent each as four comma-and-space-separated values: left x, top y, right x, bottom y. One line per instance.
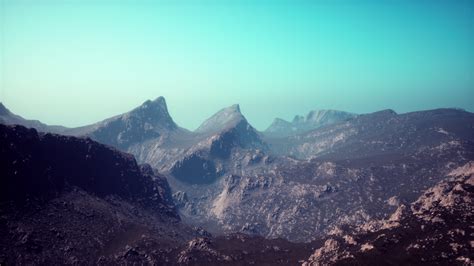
302, 162, 474, 265
0, 124, 184, 264
0, 103, 67, 134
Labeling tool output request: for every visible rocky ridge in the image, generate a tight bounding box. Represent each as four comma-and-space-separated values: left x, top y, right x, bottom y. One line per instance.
1, 100, 473, 244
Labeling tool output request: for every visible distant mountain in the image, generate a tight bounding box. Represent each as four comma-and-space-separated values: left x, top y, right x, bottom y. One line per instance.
194, 104, 265, 153
267, 108, 474, 160
0, 103, 67, 133
196, 104, 247, 134
64, 97, 184, 149
264, 109, 356, 138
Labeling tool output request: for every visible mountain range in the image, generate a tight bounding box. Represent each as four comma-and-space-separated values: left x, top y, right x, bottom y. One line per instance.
1, 98, 473, 264
264, 109, 356, 138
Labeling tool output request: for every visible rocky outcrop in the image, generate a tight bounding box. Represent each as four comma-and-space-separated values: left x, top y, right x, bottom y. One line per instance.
303, 162, 474, 265
171, 154, 218, 184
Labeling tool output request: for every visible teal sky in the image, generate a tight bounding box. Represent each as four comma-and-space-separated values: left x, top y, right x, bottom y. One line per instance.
1, 0, 473, 130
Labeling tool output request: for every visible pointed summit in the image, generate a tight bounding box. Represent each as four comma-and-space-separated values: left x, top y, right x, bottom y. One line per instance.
195, 104, 246, 134
0, 103, 10, 116
78, 96, 179, 150
228, 104, 241, 113
140, 96, 167, 109
135, 96, 169, 116
123, 96, 177, 130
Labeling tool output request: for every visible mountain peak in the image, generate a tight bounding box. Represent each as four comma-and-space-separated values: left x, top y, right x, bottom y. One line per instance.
83, 96, 178, 149
228, 104, 241, 113
129, 96, 174, 123
139, 96, 168, 111
195, 104, 246, 134
305, 109, 355, 123
0, 103, 11, 116
265, 109, 356, 137
124, 96, 177, 130
292, 115, 305, 124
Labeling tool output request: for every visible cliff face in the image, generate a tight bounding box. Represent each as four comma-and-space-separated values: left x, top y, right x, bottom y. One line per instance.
0, 124, 194, 264
0, 124, 177, 217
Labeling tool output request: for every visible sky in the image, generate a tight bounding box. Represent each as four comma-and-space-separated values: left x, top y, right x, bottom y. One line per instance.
0, 0, 473, 131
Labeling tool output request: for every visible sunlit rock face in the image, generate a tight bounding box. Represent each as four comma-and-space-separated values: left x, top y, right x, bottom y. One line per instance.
303, 162, 474, 266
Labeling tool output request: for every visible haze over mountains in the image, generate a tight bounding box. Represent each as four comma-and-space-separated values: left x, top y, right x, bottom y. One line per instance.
265, 110, 356, 138
1, 97, 474, 264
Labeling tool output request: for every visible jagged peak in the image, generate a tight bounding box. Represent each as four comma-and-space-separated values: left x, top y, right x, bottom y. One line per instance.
264, 109, 356, 137
139, 96, 168, 111
0, 102, 11, 116
224, 104, 241, 114
126, 96, 171, 119
195, 104, 246, 134
292, 115, 305, 124
115, 96, 177, 131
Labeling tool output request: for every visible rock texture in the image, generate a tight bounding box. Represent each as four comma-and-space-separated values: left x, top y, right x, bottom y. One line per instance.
303, 162, 474, 265
0, 124, 185, 264
170, 107, 474, 242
